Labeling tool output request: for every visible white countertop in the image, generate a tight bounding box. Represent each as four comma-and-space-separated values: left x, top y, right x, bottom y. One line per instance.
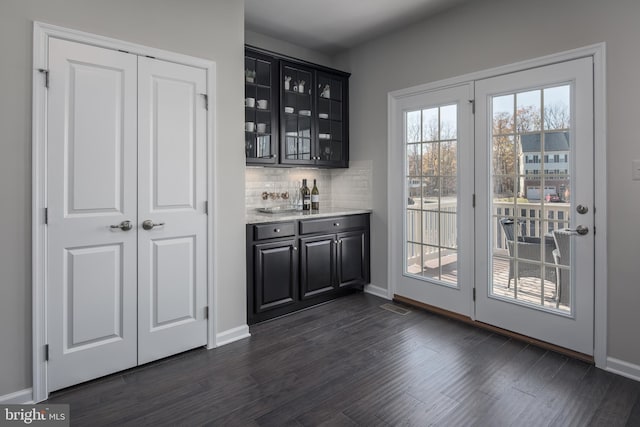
246, 207, 372, 224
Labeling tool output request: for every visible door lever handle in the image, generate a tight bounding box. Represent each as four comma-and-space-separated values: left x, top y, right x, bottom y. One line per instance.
110, 220, 133, 231
142, 219, 165, 230
566, 225, 589, 235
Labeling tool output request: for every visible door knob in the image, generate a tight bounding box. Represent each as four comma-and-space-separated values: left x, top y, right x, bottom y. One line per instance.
110, 220, 133, 231
142, 219, 165, 230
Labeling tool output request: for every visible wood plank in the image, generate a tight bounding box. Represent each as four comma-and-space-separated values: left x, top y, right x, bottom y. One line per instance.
393, 293, 594, 363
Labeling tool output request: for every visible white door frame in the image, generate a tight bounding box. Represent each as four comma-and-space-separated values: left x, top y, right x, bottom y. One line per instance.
32, 21, 218, 402
388, 43, 607, 366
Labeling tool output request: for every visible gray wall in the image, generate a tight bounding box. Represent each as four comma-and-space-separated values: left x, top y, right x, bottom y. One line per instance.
334, 0, 640, 365
245, 29, 334, 69
0, 0, 246, 396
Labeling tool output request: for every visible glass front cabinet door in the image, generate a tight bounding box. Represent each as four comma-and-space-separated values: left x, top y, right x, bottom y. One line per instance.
280, 61, 315, 165
315, 71, 347, 167
245, 50, 278, 165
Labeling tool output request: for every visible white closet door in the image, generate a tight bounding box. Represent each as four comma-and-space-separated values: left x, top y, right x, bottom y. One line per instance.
46, 38, 138, 391
136, 57, 208, 364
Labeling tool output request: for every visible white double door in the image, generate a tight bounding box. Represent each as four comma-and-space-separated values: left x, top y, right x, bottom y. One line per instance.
46, 38, 208, 391
392, 57, 595, 355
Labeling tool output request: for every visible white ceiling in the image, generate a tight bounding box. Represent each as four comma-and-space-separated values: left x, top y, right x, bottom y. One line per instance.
244, 0, 469, 55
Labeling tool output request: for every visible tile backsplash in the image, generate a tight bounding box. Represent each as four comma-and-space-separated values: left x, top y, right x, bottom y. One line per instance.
245, 160, 372, 211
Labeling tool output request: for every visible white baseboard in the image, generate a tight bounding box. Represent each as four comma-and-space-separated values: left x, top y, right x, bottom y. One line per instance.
606, 357, 640, 382
215, 325, 251, 347
0, 388, 33, 404
364, 283, 391, 300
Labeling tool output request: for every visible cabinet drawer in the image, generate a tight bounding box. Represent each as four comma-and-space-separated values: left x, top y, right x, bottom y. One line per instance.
254, 222, 296, 240
299, 214, 368, 235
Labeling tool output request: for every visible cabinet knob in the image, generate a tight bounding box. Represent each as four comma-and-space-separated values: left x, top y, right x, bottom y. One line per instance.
274, 228, 280, 233
292, 246, 298, 251
333, 223, 340, 227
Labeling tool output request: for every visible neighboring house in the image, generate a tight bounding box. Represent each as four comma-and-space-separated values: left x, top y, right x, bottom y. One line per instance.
521, 131, 570, 201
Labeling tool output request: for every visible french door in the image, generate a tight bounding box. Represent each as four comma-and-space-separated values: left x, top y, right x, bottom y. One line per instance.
391, 83, 474, 316
46, 38, 208, 391
475, 57, 594, 355
392, 57, 595, 355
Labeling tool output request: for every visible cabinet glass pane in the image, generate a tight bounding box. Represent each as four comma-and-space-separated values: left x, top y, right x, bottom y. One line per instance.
256, 60, 271, 87
245, 51, 276, 163
245, 57, 256, 84
318, 76, 342, 102
285, 137, 311, 161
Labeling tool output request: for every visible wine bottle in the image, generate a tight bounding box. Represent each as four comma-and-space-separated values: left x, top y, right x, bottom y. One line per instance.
311, 179, 319, 210
301, 179, 311, 211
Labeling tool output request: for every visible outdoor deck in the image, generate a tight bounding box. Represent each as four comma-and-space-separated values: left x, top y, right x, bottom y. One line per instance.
410, 256, 570, 313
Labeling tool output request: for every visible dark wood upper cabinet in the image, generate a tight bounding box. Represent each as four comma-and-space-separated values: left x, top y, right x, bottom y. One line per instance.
245, 46, 350, 168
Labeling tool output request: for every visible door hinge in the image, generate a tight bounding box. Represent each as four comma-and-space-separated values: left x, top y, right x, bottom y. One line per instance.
204, 306, 209, 319
469, 99, 475, 114
204, 201, 208, 214
44, 207, 48, 225
473, 288, 476, 301
38, 69, 49, 89
201, 93, 208, 110
44, 344, 49, 361
472, 194, 476, 208
593, 226, 596, 235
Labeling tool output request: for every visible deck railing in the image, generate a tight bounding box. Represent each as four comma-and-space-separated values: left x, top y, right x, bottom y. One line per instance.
406, 200, 571, 264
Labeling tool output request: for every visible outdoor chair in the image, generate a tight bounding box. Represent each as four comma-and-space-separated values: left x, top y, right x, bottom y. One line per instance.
499, 218, 556, 288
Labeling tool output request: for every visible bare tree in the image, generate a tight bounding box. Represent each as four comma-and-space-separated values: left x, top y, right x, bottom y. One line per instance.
544, 103, 570, 130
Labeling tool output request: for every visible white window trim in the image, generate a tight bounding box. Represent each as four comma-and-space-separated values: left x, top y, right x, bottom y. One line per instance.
32, 21, 218, 402
388, 43, 607, 368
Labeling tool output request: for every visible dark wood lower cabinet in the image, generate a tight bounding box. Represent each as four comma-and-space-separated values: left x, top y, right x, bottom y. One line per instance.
253, 240, 297, 313
337, 230, 368, 287
300, 235, 335, 299
247, 213, 370, 324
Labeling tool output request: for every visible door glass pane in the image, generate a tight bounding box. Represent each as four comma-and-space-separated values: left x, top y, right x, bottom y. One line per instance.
404, 103, 459, 286
490, 84, 572, 313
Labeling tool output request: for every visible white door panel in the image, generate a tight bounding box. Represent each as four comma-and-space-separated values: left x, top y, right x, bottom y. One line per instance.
66, 244, 124, 347
67, 62, 126, 214
137, 57, 208, 364
152, 76, 198, 210
151, 237, 196, 327
47, 38, 138, 391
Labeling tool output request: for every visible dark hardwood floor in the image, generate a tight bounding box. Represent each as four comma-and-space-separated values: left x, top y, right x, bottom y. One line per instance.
47, 293, 640, 426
